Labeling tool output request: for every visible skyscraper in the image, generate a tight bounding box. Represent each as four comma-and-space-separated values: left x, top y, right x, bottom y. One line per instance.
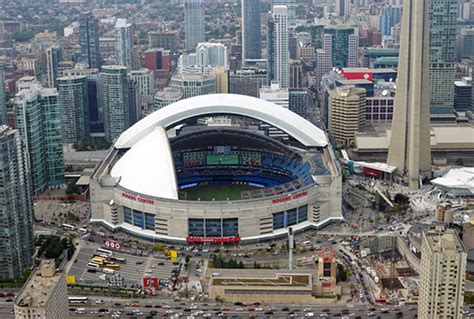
267, 19, 275, 85
115, 19, 134, 71
0, 65, 6, 125
242, 0, 262, 62
272, 0, 296, 26
14, 85, 65, 194
418, 227, 466, 319
0, 126, 34, 279
429, 0, 458, 119
335, 0, 350, 20
270, 5, 289, 88
129, 69, 155, 106
323, 25, 358, 68
100, 66, 130, 143
184, 0, 205, 52
289, 90, 309, 119
80, 12, 101, 69
57, 76, 90, 143
63, 68, 101, 133
46, 46, 62, 88
380, 5, 403, 36
387, 0, 431, 189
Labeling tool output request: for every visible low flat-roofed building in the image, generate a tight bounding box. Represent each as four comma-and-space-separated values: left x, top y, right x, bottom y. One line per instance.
14, 260, 69, 319
206, 268, 340, 304
351, 125, 474, 166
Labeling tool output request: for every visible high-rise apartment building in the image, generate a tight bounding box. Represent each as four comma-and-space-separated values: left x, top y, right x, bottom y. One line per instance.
289, 90, 309, 119
272, 0, 296, 25
100, 66, 130, 143
144, 49, 171, 71
229, 70, 267, 98
148, 31, 179, 51
316, 34, 333, 86
380, 5, 403, 36
418, 227, 466, 319
57, 76, 89, 143
335, 0, 350, 20
46, 46, 62, 88
129, 69, 155, 106
387, 0, 431, 189
14, 85, 64, 194
323, 25, 358, 68
80, 12, 101, 69
269, 6, 289, 89
196, 43, 228, 68
457, 27, 474, 60
63, 68, 101, 133
328, 87, 366, 147
242, 0, 262, 62
14, 260, 69, 319
0, 65, 6, 125
429, 0, 458, 119
184, 0, 205, 51
170, 74, 216, 99
454, 77, 472, 113
0, 126, 34, 280
115, 19, 134, 71
267, 20, 275, 84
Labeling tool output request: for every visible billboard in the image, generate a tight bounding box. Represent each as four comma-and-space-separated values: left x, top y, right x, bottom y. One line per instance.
206, 154, 239, 165
143, 277, 158, 289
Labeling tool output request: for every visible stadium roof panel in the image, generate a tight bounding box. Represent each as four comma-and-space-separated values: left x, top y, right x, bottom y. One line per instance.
114, 94, 328, 149
111, 126, 179, 200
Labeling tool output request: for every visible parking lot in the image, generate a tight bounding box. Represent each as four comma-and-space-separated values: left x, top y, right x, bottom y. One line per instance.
68, 243, 177, 285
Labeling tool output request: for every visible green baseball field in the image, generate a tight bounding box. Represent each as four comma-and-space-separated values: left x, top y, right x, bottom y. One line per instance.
179, 184, 260, 201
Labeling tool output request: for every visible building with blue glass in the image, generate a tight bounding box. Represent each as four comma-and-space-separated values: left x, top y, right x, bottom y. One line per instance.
14, 84, 64, 194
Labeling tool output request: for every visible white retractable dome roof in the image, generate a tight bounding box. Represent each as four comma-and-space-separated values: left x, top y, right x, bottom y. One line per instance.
114, 94, 328, 149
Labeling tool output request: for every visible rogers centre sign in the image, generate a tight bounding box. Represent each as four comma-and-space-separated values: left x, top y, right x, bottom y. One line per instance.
272, 191, 308, 204
122, 192, 155, 205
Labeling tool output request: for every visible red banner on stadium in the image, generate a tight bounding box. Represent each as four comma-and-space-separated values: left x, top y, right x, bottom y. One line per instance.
186, 237, 241, 243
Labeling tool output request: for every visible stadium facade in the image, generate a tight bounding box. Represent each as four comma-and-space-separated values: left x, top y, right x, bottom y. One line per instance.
90, 94, 342, 243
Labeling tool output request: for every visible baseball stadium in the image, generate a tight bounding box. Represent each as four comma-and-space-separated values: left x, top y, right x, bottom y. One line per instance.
90, 94, 343, 243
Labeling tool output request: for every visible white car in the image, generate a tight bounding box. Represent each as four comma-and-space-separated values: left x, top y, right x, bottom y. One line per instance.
304, 312, 314, 317
95, 299, 104, 304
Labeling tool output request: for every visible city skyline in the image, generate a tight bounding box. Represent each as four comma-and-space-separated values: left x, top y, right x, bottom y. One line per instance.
0, 1, 472, 317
